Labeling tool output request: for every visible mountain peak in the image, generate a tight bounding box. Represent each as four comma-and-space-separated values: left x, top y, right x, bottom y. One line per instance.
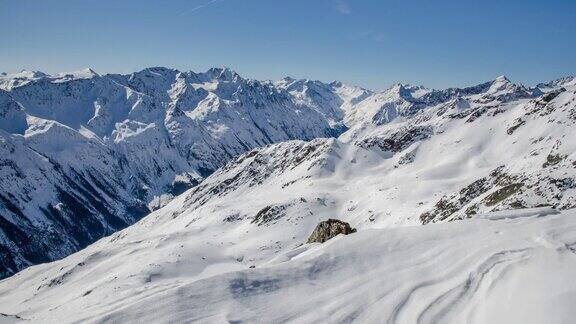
537, 75, 576, 90
485, 75, 520, 93
388, 82, 404, 91
494, 75, 510, 82
55, 68, 99, 80
329, 80, 343, 87
142, 66, 178, 75
83, 68, 99, 76
0, 70, 49, 90
388, 82, 414, 99
6, 70, 48, 79
205, 67, 240, 81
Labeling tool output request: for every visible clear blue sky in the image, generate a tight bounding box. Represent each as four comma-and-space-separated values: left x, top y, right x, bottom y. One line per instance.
1, 0, 575, 89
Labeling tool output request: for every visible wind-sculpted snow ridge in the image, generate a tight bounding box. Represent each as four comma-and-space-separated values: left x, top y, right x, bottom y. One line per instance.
0, 67, 574, 281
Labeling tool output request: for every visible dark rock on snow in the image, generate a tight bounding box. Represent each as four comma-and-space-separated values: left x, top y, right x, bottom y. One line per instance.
307, 219, 356, 243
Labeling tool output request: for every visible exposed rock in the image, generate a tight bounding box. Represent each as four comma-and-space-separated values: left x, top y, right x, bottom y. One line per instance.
507, 118, 526, 135
306, 219, 356, 244
484, 183, 523, 206
252, 204, 289, 226
420, 177, 491, 224
356, 125, 433, 153
543, 153, 565, 168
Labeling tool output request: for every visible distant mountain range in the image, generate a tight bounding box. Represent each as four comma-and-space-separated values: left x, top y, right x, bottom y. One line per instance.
0, 67, 574, 280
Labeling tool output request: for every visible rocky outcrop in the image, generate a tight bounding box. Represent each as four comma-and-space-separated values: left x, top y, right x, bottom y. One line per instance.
306, 219, 356, 243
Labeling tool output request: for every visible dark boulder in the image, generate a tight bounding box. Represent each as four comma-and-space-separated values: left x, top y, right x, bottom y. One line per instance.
306, 219, 356, 244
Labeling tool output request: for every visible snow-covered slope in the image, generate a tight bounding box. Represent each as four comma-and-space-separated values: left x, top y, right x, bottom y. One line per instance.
0, 68, 349, 278
0, 72, 576, 322
346, 77, 576, 224
275, 77, 372, 129
1, 66, 576, 316
1, 196, 575, 323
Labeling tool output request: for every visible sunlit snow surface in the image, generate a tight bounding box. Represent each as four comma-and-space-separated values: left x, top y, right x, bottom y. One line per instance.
1, 70, 576, 322
0, 207, 575, 323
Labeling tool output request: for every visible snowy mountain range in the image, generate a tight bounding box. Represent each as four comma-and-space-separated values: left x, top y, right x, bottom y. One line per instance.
0, 67, 365, 278
0, 67, 576, 322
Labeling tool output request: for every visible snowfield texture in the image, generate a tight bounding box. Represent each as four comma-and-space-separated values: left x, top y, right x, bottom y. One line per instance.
1, 68, 576, 322
0, 68, 365, 277
1, 206, 575, 323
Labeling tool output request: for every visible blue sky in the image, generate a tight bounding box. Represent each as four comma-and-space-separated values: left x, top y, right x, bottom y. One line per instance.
1, 0, 575, 89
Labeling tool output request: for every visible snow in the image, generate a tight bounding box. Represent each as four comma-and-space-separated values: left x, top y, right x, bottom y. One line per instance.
476, 207, 560, 220
0, 70, 49, 90
0, 67, 350, 277
0, 68, 576, 321
1, 207, 576, 323
53, 68, 99, 82
0, 69, 99, 90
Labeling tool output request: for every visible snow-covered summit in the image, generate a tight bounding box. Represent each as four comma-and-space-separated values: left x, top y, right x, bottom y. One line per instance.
0, 70, 49, 90
536, 75, 576, 92
0, 68, 101, 90
54, 68, 100, 81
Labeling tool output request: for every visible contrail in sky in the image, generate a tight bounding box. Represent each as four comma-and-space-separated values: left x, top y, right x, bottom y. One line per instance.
179, 0, 224, 16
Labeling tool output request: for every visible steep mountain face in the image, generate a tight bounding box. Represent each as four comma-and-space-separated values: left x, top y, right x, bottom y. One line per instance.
344, 76, 576, 224
123, 75, 576, 232
275, 77, 372, 129
0, 68, 350, 278
0, 72, 575, 322
0, 67, 574, 288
